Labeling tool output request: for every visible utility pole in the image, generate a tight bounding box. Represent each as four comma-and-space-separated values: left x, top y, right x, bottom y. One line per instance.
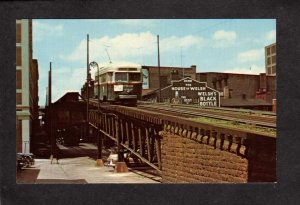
157, 35, 161, 103
45, 87, 48, 107
181, 47, 184, 78
90, 61, 103, 166
49, 62, 52, 107
49, 62, 54, 161
86, 34, 90, 141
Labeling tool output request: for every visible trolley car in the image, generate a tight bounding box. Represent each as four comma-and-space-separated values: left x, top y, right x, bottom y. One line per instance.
94, 63, 143, 105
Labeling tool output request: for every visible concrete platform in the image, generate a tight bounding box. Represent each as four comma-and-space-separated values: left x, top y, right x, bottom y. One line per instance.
17, 157, 161, 184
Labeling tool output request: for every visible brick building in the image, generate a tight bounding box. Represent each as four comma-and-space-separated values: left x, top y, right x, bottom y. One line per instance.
142, 65, 197, 96
143, 77, 220, 106
16, 19, 39, 153
142, 65, 275, 110
197, 72, 276, 110
265, 43, 276, 76
44, 92, 86, 145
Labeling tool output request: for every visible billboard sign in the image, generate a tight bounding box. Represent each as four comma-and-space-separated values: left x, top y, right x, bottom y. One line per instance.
142, 68, 149, 89
170, 77, 220, 106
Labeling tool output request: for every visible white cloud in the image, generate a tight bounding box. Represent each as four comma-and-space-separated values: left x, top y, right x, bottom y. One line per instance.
237, 49, 264, 63
213, 30, 236, 41
223, 65, 265, 75
213, 30, 236, 48
161, 35, 204, 52
60, 32, 203, 63
51, 67, 86, 102
266, 30, 276, 41
33, 21, 64, 42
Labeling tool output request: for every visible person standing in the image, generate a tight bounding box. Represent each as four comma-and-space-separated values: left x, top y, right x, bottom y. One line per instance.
51, 143, 60, 164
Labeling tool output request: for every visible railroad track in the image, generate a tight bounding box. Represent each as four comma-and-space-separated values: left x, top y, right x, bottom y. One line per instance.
139, 101, 276, 117
137, 104, 276, 128
171, 104, 276, 118
89, 98, 276, 129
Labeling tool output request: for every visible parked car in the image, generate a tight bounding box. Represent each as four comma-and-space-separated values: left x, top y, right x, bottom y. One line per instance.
16, 153, 26, 170
16, 153, 35, 169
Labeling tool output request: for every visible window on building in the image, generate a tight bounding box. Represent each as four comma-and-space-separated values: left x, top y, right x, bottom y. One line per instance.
16, 93, 22, 104
272, 56, 276, 64
16, 47, 22, 66
16, 70, 22, 89
268, 67, 272, 75
267, 47, 271, 55
16, 24, 21, 43
271, 45, 276, 54
267, 57, 271, 65
272, 65, 276, 75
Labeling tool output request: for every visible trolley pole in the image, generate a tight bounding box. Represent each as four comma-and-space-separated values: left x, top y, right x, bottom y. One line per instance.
157, 35, 161, 103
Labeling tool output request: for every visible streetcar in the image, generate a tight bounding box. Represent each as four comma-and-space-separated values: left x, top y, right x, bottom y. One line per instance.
94, 63, 143, 105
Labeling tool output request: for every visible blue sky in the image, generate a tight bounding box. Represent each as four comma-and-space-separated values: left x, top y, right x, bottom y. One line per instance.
32, 19, 276, 106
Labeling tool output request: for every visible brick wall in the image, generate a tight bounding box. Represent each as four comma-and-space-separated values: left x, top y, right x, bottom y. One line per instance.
197, 72, 276, 104
161, 132, 248, 183
202, 73, 259, 99
161, 132, 276, 183
146, 66, 196, 90
266, 76, 276, 104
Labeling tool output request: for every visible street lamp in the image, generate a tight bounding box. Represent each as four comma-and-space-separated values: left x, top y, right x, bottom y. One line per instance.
90, 61, 100, 110
89, 61, 104, 166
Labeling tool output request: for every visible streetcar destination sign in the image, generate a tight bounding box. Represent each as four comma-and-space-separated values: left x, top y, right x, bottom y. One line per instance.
170, 77, 220, 106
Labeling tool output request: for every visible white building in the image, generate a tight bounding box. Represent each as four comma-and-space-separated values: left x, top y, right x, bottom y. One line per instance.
16, 19, 39, 153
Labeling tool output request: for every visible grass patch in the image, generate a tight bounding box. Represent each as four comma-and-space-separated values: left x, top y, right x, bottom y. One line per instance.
192, 117, 276, 136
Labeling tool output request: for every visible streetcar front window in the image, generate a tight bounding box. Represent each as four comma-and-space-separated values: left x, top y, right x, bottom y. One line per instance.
115, 72, 127, 82
129, 73, 141, 82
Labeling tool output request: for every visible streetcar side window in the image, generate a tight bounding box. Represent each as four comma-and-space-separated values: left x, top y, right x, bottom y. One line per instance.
129, 73, 141, 82
107, 72, 113, 83
115, 72, 127, 82
101, 74, 106, 83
